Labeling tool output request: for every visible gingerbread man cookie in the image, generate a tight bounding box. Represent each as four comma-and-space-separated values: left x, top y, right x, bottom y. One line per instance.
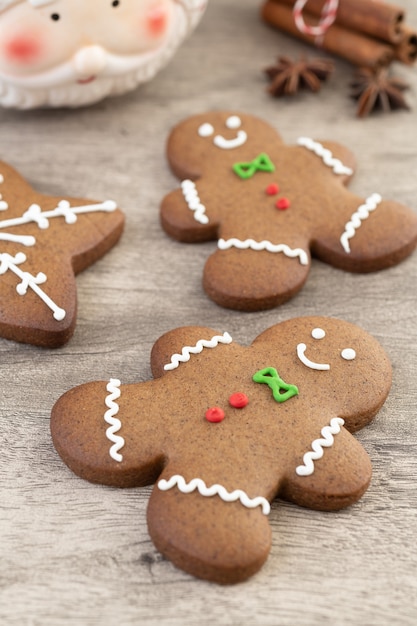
51, 316, 392, 584
160, 111, 417, 311
0, 160, 124, 347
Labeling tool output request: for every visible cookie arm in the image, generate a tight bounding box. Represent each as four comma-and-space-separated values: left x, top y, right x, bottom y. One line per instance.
281, 428, 372, 511
314, 193, 417, 272
147, 470, 272, 584
160, 183, 219, 243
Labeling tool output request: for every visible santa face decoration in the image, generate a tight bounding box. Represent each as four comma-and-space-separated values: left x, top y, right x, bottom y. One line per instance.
0, 0, 207, 108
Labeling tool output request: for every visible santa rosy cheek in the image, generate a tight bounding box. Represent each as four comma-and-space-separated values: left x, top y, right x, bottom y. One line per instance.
4, 35, 44, 65
145, 5, 168, 37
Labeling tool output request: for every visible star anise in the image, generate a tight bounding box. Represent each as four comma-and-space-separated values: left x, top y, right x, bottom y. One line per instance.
265, 55, 334, 97
350, 67, 410, 118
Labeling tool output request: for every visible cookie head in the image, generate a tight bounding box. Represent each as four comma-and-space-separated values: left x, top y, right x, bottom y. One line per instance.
166, 111, 284, 179
0, 0, 207, 108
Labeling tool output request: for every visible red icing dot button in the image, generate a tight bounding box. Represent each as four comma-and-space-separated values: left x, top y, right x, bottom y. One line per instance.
229, 392, 249, 408
275, 197, 291, 210
205, 407, 225, 423
266, 183, 280, 196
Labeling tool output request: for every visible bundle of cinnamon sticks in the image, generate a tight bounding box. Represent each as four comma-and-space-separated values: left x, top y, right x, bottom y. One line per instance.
261, 0, 417, 70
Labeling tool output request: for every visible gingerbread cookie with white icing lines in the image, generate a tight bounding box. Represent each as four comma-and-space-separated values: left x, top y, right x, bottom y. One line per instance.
51, 316, 392, 584
0, 160, 124, 347
161, 111, 417, 311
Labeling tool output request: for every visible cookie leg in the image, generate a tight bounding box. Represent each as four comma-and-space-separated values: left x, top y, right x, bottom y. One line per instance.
203, 247, 310, 311
147, 476, 272, 584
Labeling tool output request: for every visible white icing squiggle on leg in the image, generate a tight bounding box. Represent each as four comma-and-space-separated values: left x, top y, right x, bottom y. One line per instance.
297, 137, 353, 176
158, 475, 271, 515
296, 417, 345, 476
340, 193, 382, 253
104, 378, 124, 462
181, 180, 209, 224
218, 238, 309, 266
164, 331, 232, 371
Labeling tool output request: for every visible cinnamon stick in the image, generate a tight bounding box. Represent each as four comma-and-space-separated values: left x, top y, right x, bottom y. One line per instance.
274, 0, 405, 44
394, 26, 417, 64
261, 0, 395, 68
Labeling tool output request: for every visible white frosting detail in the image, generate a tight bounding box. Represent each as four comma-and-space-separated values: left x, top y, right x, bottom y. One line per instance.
297, 137, 353, 176
226, 115, 242, 130
0, 201, 8, 211
0, 252, 66, 320
181, 180, 209, 225
0, 175, 4, 184
297, 342, 330, 370
163, 331, 232, 371
0, 200, 117, 232
218, 238, 309, 266
198, 123, 214, 138
296, 417, 345, 476
340, 193, 382, 254
0, 233, 36, 246
213, 130, 248, 150
158, 474, 271, 515
341, 348, 356, 361
104, 378, 124, 463
312, 328, 326, 340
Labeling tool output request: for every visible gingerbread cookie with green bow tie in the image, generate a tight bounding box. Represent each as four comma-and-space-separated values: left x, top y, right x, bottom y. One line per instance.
0, 160, 124, 347
160, 111, 417, 311
51, 316, 392, 584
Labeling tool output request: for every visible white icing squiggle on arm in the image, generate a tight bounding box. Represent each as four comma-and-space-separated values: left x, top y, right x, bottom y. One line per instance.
340, 193, 382, 253
158, 475, 271, 515
297, 137, 353, 176
218, 238, 309, 266
164, 331, 232, 371
104, 379, 124, 463
296, 417, 345, 476
181, 180, 209, 224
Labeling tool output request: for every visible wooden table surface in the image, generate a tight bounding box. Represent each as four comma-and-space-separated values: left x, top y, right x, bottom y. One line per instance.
1, 1, 416, 624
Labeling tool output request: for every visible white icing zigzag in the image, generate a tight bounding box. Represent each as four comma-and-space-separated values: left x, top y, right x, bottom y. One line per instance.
181, 180, 209, 225
158, 474, 271, 515
104, 379, 125, 462
164, 331, 232, 371
297, 137, 353, 176
296, 417, 345, 476
0, 252, 66, 321
340, 193, 382, 253
218, 238, 309, 266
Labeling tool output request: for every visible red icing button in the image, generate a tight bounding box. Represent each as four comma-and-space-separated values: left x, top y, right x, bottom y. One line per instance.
275, 197, 291, 210
266, 183, 280, 196
229, 392, 249, 408
205, 407, 225, 423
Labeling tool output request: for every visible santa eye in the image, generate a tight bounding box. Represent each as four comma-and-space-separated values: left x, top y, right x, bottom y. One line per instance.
112, 1, 120, 6
50, 13, 60, 21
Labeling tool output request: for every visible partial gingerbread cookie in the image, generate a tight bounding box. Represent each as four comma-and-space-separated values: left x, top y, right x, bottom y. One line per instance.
51, 316, 392, 584
160, 111, 417, 311
0, 160, 124, 347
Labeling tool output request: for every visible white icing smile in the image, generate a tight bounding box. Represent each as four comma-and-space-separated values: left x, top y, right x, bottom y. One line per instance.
296, 327, 357, 371
297, 342, 330, 371
198, 115, 248, 150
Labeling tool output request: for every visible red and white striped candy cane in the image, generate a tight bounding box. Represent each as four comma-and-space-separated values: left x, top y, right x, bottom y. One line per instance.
293, 0, 339, 37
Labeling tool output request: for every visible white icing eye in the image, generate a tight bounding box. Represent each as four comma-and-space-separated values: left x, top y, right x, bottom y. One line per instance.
198, 123, 214, 138
341, 348, 356, 361
311, 328, 326, 340
226, 115, 242, 130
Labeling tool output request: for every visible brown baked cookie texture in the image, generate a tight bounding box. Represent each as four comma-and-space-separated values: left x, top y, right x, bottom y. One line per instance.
0, 160, 124, 347
160, 110, 417, 311
51, 316, 392, 584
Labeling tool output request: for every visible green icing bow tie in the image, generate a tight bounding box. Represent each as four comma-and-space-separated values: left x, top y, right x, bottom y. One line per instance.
233, 153, 275, 180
